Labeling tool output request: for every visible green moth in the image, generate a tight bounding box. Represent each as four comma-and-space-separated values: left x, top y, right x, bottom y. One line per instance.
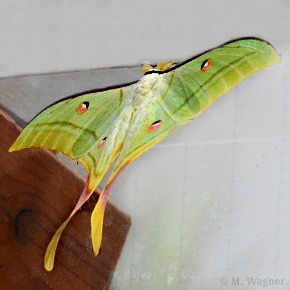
9, 38, 280, 271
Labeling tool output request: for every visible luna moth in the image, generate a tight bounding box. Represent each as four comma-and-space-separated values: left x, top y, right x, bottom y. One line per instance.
9, 38, 280, 271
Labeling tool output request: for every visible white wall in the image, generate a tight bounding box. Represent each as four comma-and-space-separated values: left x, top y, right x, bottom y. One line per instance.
1, 1, 290, 290
1, 0, 290, 76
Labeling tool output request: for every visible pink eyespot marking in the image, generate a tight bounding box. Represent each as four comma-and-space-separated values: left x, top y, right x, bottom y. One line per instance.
148, 120, 162, 132
97, 137, 107, 148
201, 59, 212, 71
77, 101, 89, 114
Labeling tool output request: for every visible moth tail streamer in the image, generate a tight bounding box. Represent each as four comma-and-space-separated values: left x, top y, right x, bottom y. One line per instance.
44, 177, 95, 271
44, 217, 72, 271
91, 191, 107, 256
91, 163, 130, 256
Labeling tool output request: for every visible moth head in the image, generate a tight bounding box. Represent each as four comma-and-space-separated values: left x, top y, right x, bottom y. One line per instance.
140, 60, 175, 74
140, 63, 154, 73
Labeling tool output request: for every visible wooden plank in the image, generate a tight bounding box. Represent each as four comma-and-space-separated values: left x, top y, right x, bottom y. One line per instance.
0, 109, 131, 290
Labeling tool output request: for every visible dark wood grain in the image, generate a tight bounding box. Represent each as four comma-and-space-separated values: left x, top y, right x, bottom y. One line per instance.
0, 109, 131, 290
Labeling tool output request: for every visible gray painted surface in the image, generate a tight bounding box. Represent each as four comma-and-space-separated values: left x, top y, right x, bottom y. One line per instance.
1, 1, 290, 289
1, 0, 290, 76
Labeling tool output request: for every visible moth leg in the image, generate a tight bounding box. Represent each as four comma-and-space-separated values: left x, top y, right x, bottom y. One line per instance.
157, 59, 175, 71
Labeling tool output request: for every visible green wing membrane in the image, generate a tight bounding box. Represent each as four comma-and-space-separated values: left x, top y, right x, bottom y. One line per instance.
9, 38, 280, 271
155, 39, 280, 122
112, 39, 280, 178
9, 85, 134, 158
9, 83, 136, 271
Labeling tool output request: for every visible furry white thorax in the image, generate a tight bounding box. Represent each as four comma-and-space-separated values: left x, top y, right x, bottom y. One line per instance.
132, 73, 160, 109
103, 73, 161, 156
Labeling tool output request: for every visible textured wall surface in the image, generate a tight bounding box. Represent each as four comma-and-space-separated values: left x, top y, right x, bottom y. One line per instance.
1, 1, 290, 289
1, 0, 290, 76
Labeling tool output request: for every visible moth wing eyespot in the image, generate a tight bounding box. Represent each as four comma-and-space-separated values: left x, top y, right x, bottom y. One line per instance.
77, 101, 90, 114
201, 59, 213, 71
148, 120, 162, 132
